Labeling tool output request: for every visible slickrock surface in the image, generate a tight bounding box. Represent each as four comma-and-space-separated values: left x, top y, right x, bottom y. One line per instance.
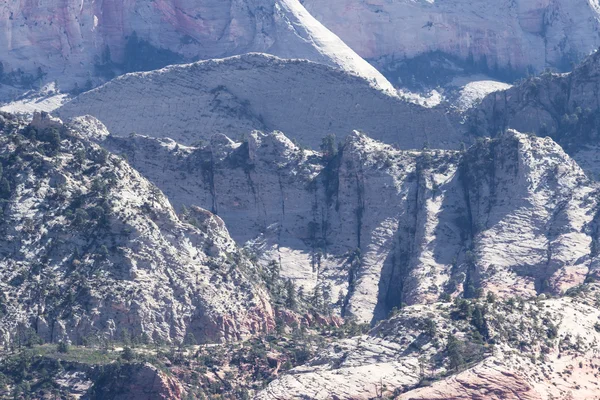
260, 285, 600, 399
57, 53, 457, 149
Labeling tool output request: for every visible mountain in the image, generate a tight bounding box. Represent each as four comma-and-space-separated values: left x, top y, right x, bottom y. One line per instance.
0, 0, 393, 93
303, 0, 600, 79
469, 49, 600, 177
95, 120, 599, 325
5, 2, 600, 399
0, 112, 273, 347
2, 110, 600, 398
56, 53, 458, 148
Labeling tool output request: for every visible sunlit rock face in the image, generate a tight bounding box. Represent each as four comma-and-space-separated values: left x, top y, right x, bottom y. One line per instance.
302, 0, 600, 75
0, 0, 393, 93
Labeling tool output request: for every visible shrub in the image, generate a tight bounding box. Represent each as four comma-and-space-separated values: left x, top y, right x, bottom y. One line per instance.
121, 346, 135, 361
57, 341, 69, 354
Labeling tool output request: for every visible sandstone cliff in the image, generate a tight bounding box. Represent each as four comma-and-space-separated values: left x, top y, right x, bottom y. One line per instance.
56, 53, 458, 148
0, 112, 274, 347
469, 49, 600, 178
0, 0, 393, 93
94, 119, 599, 325
303, 0, 600, 75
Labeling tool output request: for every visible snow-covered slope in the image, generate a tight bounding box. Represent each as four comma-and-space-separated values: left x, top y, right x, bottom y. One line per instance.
56, 53, 458, 149
0, 112, 273, 346
0, 0, 394, 93
303, 0, 600, 74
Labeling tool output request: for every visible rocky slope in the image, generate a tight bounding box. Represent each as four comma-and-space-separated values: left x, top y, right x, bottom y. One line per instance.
56, 53, 458, 148
3, 111, 600, 398
90, 117, 600, 325
0, 112, 274, 347
303, 0, 600, 77
469, 48, 600, 178
0, 0, 393, 93
260, 284, 600, 399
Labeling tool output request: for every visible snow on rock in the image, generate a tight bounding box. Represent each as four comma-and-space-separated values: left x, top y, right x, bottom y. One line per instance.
56, 53, 458, 149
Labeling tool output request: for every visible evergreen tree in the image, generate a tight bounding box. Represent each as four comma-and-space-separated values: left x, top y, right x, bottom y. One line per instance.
121, 346, 135, 361
446, 334, 464, 371
320, 134, 337, 161
57, 341, 69, 354
285, 279, 297, 310
322, 283, 332, 309
336, 290, 346, 306
0, 177, 10, 199
471, 304, 488, 339
311, 286, 323, 310
184, 332, 197, 347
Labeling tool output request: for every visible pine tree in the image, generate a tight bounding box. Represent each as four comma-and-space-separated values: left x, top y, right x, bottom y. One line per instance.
471, 304, 488, 339
446, 334, 464, 371
122, 346, 135, 361
336, 290, 346, 306
311, 286, 323, 310
285, 279, 297, 310
57, 341, 69, 354
0, 177, 10, 199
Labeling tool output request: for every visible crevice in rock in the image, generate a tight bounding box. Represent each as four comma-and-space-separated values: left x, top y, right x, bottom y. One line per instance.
202, 149, 218, 215
354, 170, 365, 249
342, 248, 361, 318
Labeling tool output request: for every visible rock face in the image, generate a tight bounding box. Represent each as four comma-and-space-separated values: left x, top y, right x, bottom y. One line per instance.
469, 49, 600, 178
0, 0, 393, 93
89, 363, 185, 400
56, 53, 458, 149
303, 0, 600, 75
259, 285, 600, 399
398, 367, 542, 400
98, 122, 599, 324
0, 112, 273, 346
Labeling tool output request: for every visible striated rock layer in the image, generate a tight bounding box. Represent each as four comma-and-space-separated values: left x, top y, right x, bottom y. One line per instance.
94, 117, 600, 324
469, 49, 600, 178
303, 0, 600, 74
0, 0, 393, 93
259, 285, 600, 399
56, 53, 458, 149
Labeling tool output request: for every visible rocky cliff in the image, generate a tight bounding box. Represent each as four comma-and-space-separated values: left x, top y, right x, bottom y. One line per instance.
3, 111, 600, 398
56, 53, 458, 148
303, 0, 600, 76
469, 49, 600, 177
94, 119, 599, 325
0, 112, 274, 347
0, 0, 393, 93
